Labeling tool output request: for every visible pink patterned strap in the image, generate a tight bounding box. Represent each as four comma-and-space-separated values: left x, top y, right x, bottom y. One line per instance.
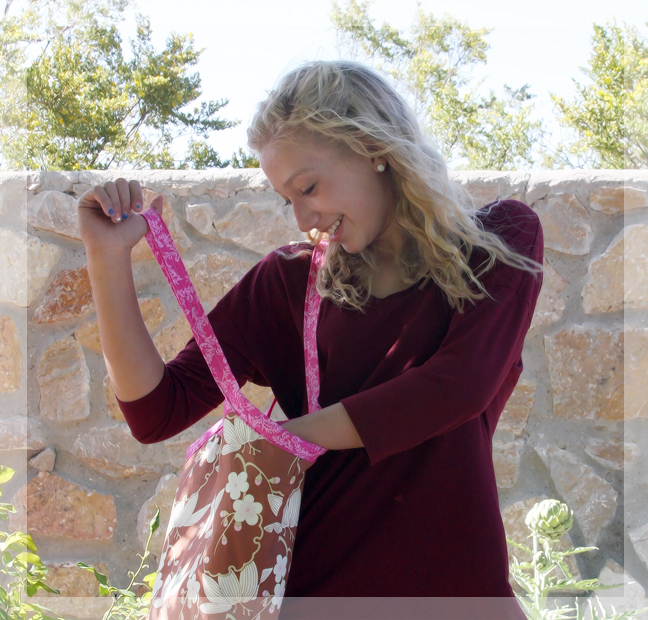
304, 241, 326, 413
142, 208, 327, 462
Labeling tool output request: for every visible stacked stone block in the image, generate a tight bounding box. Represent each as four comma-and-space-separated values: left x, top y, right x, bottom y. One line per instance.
0, 169, 646, 617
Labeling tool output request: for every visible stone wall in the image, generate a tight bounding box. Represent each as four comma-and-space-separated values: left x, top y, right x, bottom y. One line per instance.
0, 169, 647, 617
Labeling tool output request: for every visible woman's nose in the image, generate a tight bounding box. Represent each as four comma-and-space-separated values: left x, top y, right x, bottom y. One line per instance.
291, 201, 319, 233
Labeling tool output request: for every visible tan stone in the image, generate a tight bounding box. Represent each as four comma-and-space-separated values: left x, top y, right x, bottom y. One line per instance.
0, 228, 61, 307
544, 326, 623, 421
0, 173, 27, 216
450, 172, 529, 207
9, 472, 116, 540
37, 336, 90, 422
493, 439, 522, 488
624, 225, 648, 310
0, 315, 21, 392
132, 190, 192, 262
187, 251, 255, 305
625, 327, 648, 420
0, 416, 46, 451
498, 378, 536, 435
590, 185, 648, 215
535, 445, 617, 545
75, 297, 165, 353
33, 266, 95, 323
582, 229, 623, 313
103, 374, 124, 421
185, 199, 215, 235
138, 297, 166, 334
582, 559, 648, 620
213, 198, 302, 255
530, 259, 566, 329
584, 437, 641, 471
27, 171, 76, 194
28, 563, 113, 619
583, 225, 648, 313
24, 190, 81, 240
532, 194, 594, 255
71, 423, 176, 478
70, 418, 221, 477
73, 320, 103, 353
137, 474, 179, 560
153, 313, 194, 363
29, 448, 56, 472
630, 522, 648, 570
501, 496, 580, 594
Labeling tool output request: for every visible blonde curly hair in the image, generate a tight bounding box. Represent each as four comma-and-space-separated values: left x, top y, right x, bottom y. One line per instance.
247, 59, 542, 314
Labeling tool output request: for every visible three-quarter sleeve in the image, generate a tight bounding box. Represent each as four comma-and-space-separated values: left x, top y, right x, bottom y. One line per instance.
340, 205, 544, 465
116, 304, 267, 444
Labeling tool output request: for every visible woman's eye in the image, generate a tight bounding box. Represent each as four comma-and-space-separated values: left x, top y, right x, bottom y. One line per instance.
284, 184, 315, 207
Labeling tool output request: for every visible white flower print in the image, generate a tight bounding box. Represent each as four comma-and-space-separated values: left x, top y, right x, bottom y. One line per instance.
233, 494, 263, 526
152, 571, 164, 598
273, 555, 287, 583
198, 436, 221, 465
222, 416, 261, 455
186, 574, 200, 608
272, 579, 286, 609
226, 471, 249, 500
200, 562, 259, 615
168, 491, 210, 530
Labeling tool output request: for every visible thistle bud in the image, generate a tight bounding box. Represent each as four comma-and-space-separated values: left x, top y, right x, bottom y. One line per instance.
525, 499, 574, 540
533, 551, 548, 568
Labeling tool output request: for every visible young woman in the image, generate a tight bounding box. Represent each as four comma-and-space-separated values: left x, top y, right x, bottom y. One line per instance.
78, 60, 543, 618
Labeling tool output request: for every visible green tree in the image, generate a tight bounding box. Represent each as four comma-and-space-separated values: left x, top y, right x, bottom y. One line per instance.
549, 21, 648, 169
330, 0, 543, 170
0, 0, 241, 170
230, 147, 260, 168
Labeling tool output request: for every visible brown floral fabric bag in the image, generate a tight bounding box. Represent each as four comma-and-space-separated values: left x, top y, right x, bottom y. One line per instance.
141, 209, 328, 619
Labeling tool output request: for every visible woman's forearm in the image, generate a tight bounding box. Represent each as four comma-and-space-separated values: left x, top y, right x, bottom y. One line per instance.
281, 402, 363, 450
87, 249, 165, 402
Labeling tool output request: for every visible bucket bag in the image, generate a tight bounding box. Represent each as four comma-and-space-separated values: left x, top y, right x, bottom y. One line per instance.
140, 207, 327, 619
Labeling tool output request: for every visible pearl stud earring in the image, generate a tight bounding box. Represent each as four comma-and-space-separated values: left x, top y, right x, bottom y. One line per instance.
377, 164, 385, 172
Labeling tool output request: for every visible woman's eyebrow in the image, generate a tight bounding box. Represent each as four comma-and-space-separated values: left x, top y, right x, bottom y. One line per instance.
283, 167, 313, 188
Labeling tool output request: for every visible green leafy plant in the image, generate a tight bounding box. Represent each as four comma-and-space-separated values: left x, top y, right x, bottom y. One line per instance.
508, 499, 648, 620
0, 465, 65, 620
0, 463, 159, 620
77, 508, 160, 620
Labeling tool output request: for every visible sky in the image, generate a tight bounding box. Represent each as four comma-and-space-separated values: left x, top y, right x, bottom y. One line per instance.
121, 0, 647, 166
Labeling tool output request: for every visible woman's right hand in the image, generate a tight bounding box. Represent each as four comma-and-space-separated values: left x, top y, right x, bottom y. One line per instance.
77, 178, 164, 255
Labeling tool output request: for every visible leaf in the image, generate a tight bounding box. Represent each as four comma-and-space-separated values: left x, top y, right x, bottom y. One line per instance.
116, 588, 137, 598
0, 467, 15, 486
260, 567, 273, 584
505, 536, 533, 555
555, 546, 599, 556
25, 583, 37, 597
3, 532, 37, 552
32, 581, 60, 595
143, 571, 157, 587
93, 567, 109, 586
99, 584, 112, 597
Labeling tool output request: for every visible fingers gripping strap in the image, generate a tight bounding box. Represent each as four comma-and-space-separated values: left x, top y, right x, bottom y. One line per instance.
141, 208, 326, 462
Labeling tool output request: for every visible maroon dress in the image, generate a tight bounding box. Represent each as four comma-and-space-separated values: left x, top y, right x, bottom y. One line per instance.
117, 199, 543, 619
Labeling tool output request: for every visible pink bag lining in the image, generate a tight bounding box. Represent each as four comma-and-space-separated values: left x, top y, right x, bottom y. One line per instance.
142, 208, 328, 463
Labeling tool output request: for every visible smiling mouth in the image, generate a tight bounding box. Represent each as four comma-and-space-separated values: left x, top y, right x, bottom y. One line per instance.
326, 215, 343, 236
